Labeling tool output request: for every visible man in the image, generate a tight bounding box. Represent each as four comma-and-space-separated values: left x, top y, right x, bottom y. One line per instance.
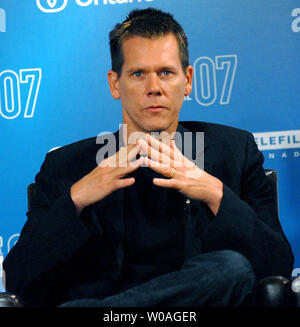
3, 8, 294, 307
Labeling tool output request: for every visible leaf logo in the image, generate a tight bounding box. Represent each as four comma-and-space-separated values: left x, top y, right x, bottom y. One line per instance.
47, 0, 57, 8
36, 0, 68, 13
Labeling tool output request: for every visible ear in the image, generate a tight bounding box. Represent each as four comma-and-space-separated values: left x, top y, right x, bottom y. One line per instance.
107, 70, 120, 100
184, 65, 193, 96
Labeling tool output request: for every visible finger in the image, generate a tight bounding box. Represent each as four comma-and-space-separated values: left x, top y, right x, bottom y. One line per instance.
116, 157, 144, 177
118, 144, 140, 167
139, 139, 173, 167
128, 156, 144, 168
143, 157, 176, 178
127, 143, 142, 163
171, 140, 185, 168
112, 177, 136, 191
137, 139, 160, 165
146, 134, 175, 162
146, 133, 162, 152
153, 177, 181, 190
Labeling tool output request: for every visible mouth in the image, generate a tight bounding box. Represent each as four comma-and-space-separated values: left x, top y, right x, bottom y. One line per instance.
144, 105, 167, 113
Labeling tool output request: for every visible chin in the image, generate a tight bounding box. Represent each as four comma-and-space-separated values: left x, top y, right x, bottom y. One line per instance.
140, 119, 171, 133
142, 124, 170, 133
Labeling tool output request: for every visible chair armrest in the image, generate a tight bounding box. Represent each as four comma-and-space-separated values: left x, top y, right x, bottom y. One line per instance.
0, 292, 23, 307
291, 276, 300, 307
256, 275, 293, 307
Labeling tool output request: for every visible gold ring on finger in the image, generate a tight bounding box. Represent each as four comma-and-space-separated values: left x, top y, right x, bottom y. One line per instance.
170, 168, 175, 178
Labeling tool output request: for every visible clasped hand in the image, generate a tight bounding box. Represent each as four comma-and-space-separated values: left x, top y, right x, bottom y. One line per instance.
71, 134, 223, 215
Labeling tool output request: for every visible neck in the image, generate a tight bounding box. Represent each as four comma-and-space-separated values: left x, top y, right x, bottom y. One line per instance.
121, 123, 178, 146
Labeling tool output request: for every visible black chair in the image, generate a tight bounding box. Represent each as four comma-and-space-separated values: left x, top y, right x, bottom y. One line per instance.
1, 169, 299, 307
256, 169, 299, 306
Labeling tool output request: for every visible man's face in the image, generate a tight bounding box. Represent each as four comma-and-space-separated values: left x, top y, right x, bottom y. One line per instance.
108, 33, 193, 136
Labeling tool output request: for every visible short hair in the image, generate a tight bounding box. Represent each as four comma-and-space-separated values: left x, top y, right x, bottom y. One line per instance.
109, 8, 189, 77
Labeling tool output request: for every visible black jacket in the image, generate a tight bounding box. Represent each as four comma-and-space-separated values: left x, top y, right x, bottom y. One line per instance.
3, 121, 294, 306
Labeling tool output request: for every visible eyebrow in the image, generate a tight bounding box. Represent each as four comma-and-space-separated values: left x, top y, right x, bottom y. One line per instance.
127, 65, 178, 74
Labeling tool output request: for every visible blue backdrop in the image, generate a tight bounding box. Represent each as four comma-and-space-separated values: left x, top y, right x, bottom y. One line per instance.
0, 0, 299, 291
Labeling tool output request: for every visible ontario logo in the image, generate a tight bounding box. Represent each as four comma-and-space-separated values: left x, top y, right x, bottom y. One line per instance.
36, 0, 153, 13
37, 0, 68, 13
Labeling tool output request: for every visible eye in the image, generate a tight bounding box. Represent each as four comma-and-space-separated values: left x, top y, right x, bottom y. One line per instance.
160, 70, 173, 77
132, 71, 143, 77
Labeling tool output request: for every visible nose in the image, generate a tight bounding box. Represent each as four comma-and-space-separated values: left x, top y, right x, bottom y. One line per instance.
146, 73, 162, 96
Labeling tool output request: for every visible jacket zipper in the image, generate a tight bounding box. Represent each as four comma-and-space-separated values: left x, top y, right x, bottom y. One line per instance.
184, 197, 202, 259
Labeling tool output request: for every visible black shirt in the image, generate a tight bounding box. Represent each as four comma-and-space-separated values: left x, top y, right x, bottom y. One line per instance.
119, 167, 185, 291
